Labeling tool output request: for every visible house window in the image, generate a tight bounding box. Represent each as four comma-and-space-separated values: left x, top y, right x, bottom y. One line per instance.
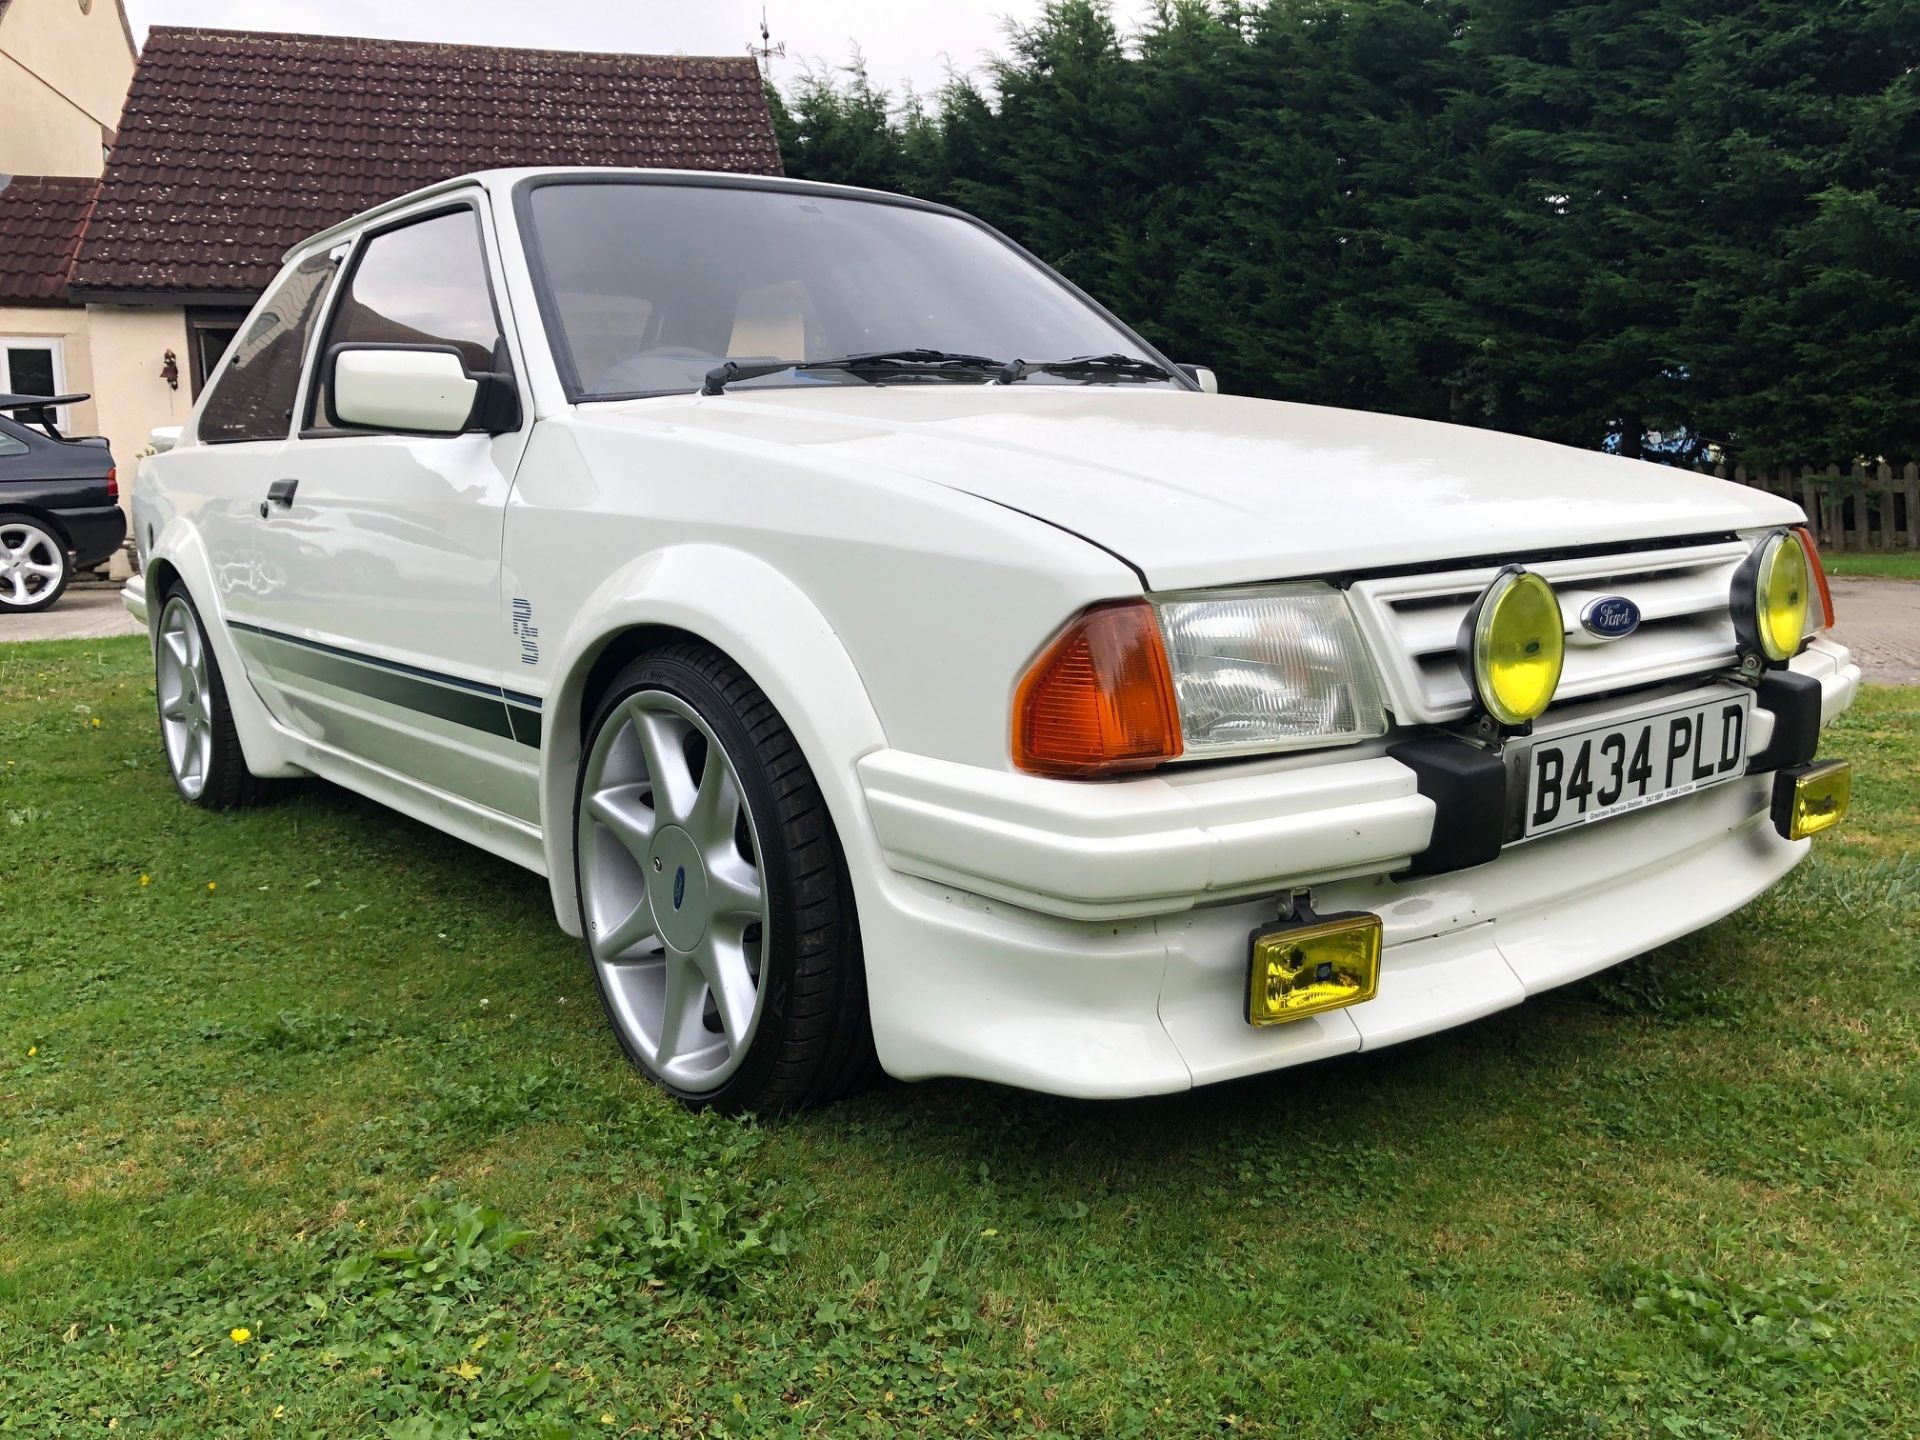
186, 310, 248, 396
0, 339, 68, 429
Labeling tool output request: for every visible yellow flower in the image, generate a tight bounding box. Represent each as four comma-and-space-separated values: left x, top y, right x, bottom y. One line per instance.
26, 1046, 36, 1058
140, 874, 151, 886
600, 1416, 615, 1427
90, 717, 101, 728
449, 1360, 481, 1381
207, 882, 217, 892
229, 1327, 251, 1344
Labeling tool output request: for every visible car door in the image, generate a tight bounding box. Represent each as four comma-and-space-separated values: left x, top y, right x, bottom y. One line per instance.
155, 249, 345, 615
228, 197, 538, 824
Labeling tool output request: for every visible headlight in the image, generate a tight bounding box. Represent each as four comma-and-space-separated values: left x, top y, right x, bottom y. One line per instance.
1459, 568, 1564, 728
1733, 530, 1810, 662
1154, 585, 1386, 756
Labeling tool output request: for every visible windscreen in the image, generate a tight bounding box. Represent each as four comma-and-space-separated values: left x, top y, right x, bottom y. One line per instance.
520, 181, 1169, 398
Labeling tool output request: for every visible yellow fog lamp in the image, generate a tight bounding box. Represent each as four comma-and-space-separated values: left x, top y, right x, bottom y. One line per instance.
1457, 567, 1565, 730
1247, 907, 1382, 1026
1732, 530, 1810, 664
1771, 759, 1851, 841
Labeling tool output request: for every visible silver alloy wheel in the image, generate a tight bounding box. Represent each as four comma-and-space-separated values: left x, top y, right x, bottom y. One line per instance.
578, 688, 772, 1093
0, 520, 64, 608
156, 596, 214, 800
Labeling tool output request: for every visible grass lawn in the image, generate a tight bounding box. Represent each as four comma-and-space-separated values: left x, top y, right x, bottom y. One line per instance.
3, 636, 1918, 1438
1823, 551, 1920, 580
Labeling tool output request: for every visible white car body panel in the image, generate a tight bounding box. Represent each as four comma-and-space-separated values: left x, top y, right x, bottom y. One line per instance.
632, 384, 1805, 591
127, 166, 1863, 1099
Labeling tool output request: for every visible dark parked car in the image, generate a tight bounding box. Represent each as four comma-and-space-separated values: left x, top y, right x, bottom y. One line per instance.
0, 393, 125, 614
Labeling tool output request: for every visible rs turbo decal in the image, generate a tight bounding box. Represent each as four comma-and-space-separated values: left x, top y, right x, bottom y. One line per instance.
229, 621, 543, 748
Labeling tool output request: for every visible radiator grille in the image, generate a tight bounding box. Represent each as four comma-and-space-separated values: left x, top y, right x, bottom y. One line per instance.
1346, 540, 1752, 724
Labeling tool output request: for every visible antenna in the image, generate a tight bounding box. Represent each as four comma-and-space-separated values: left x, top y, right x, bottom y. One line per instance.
748, 7, 785, 74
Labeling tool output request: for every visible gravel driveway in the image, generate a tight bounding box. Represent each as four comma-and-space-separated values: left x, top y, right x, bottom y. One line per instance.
0, 585, 144, 643
1828, 577, 1920, 686
5, 574, 1916, 686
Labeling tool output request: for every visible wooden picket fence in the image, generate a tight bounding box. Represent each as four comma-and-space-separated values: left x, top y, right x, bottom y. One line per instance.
1711, 461, 1920, 553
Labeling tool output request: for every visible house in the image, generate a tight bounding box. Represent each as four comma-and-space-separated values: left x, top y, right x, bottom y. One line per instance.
0, 0, 139, 446
69, 26, 783, 498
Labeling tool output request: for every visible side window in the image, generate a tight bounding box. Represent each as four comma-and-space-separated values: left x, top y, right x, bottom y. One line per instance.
0, 426, 28, 458
311, 209, 503, 431
197, 252, 337, 444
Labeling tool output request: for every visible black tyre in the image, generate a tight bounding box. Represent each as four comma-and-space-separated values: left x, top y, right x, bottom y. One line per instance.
0, 512, 71, 614
154, 583, 273, 808
574, 644, 876, 1112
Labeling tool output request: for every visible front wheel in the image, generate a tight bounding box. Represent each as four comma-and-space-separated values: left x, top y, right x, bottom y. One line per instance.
0, 513, 71, 614
574, 645, 875, 1112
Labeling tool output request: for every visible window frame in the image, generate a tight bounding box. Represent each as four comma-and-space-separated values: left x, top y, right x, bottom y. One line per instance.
0, 337, 69, 430
509, 171, 1197, 405
193, 251, 344, 447
299, 198, 520, 441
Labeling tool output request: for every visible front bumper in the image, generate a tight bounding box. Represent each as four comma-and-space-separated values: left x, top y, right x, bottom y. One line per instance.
855, 636, 1861, 1096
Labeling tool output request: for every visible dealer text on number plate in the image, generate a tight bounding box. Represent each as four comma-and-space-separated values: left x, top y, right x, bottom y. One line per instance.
1525, 693, 1752, 837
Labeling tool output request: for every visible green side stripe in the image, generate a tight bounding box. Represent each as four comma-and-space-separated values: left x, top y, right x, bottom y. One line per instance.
234, 623, 541, 749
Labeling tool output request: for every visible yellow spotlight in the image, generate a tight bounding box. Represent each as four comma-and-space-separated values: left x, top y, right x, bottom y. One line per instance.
1734, 530, 1811, 663
1460, 569, 1565, 728
1247, 911, 1382, 1026
1772, 760, 1851, 841
1757, 531, 1811, 661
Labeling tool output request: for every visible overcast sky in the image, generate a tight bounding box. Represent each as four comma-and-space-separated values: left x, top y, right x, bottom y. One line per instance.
121, 0, 1161, 101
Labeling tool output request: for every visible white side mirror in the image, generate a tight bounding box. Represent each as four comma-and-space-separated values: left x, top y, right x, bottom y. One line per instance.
149, 425, 182, 453
329, 346, 479, 434
1189, 365, 1219, 394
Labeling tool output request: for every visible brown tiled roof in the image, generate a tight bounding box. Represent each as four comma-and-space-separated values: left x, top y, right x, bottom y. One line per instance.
71, 26, 783, 300
0, 175, 97, 304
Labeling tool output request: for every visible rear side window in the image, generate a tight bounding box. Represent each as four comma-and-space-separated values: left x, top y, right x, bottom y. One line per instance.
310, 208, 503, 431
197, 252, 337, 444
0, 424, 28, 458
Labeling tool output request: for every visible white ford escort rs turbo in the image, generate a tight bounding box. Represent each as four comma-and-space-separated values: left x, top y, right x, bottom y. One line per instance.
128, 167, 1861, 1112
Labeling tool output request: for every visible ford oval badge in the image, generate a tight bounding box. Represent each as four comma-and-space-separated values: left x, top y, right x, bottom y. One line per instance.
1580, 595, 1640, 641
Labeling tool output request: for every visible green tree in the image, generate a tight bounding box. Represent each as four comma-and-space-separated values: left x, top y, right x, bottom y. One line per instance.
771, 0, 1920, 467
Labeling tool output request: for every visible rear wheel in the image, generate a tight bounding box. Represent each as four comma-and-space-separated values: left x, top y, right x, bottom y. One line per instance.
0, 513, 70, 614
574, 645, 876, 1112
155, 586, 271, 808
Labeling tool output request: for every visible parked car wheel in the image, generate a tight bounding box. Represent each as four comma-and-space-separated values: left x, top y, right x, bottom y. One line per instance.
155, 586, 271, 808
575, 646, 876, 1113
0, 513, 71, 614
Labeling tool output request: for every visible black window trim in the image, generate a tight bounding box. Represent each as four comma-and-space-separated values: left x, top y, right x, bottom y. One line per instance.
298, 197, 523, 441
509, 170, 1198, 405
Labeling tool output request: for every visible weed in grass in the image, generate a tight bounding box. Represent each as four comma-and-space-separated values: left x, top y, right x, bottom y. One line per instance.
1616, 1264, 1860, 1380
582, 1122, 792, 1300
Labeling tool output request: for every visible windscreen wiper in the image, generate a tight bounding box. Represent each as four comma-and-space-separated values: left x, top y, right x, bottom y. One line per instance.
701, 349, 1006, 395
994, 353, 1175, 385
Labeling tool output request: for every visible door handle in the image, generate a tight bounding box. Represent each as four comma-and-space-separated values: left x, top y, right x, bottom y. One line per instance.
267, 478, 299, 508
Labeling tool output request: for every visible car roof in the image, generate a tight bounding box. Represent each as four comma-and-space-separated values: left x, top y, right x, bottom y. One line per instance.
282, 166, 922, 263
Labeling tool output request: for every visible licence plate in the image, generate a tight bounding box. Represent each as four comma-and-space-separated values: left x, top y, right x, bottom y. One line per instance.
1524, 693, 1752, 837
